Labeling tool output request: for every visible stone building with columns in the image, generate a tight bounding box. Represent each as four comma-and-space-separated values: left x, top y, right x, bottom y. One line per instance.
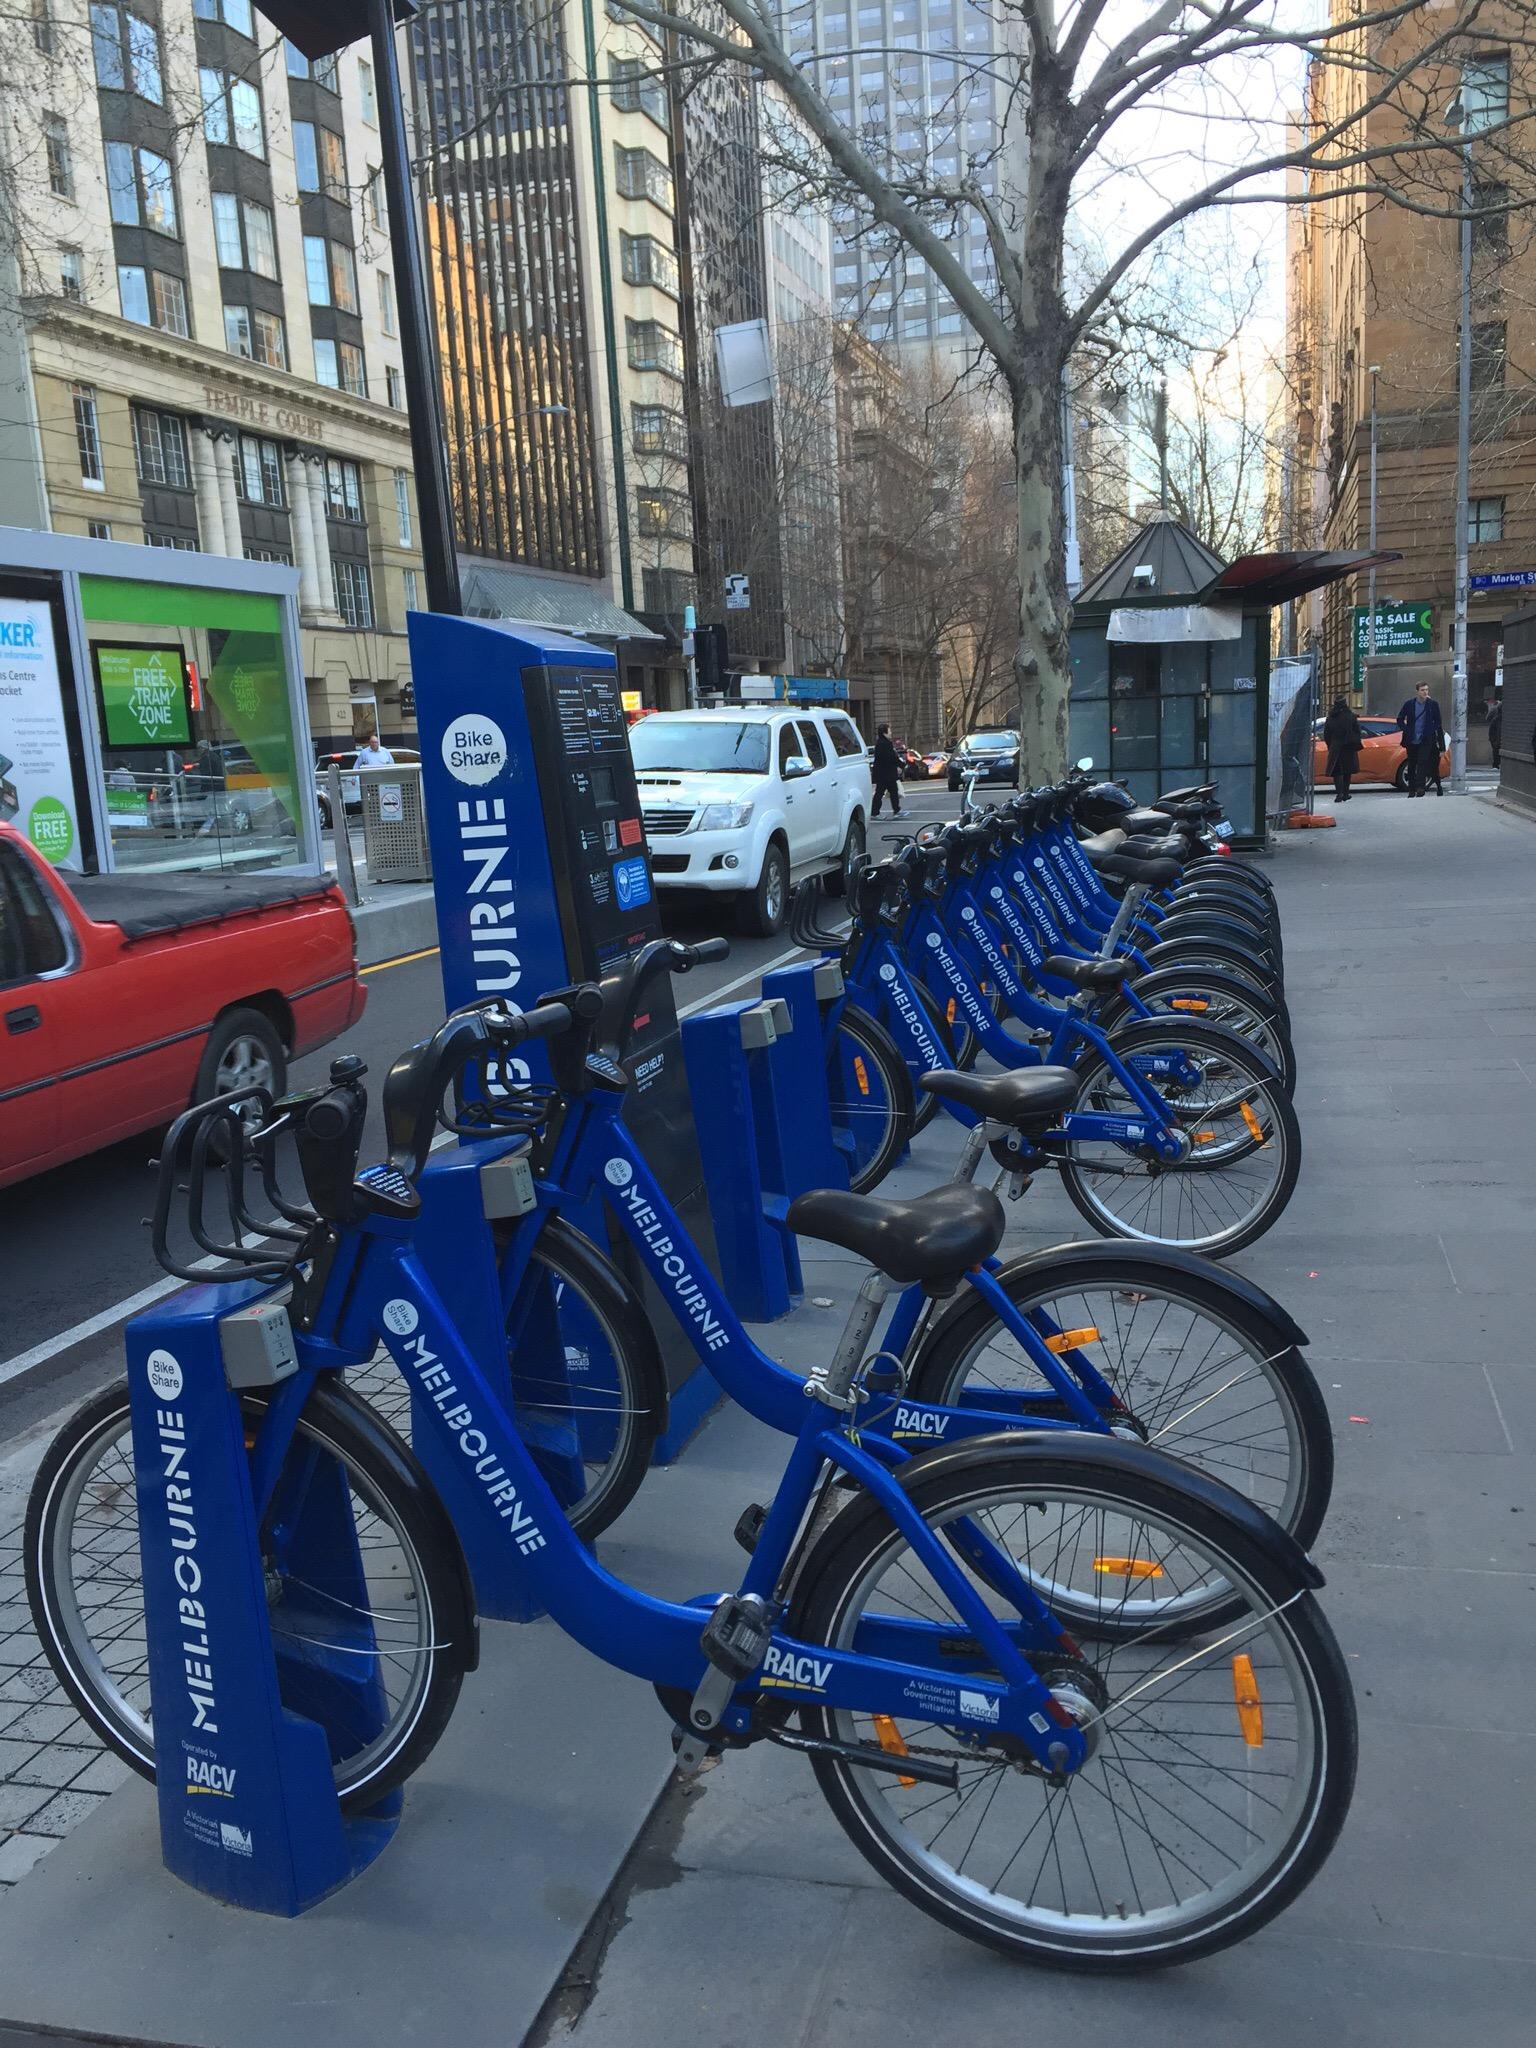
1, 0, 424, 751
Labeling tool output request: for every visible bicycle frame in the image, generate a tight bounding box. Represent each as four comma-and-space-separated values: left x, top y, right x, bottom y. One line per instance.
249, 1186, 1089, 1773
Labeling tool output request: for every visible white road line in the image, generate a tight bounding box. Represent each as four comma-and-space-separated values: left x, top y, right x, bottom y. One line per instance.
0, 938, 809, 1393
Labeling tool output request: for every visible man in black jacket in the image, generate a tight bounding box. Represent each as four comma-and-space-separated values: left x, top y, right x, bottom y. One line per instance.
872, 724, 904, 817
1396, 682, 1446, 797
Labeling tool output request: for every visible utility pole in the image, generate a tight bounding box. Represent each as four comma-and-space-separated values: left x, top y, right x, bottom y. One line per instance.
1366, 363, 1380, 668
1450, 146, 1473, 792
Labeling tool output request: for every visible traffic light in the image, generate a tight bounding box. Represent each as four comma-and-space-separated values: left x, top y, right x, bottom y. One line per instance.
694, 622, 730, 697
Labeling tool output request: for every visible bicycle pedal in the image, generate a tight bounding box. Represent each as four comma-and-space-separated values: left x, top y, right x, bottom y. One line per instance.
699, 1592, 773, 1682
734, 1503, 768, 1554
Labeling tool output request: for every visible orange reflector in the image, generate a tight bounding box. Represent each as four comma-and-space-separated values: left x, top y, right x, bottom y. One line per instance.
1232, 1654, 1264, 1747
1170, 998, 1209, 1012
853, 1055, 870, 1097
946, 998, 956, 1025
1093, 1557, 1165, 1580
872, 1714, 916, 1786
1240, 1100, 1266, 1144
1044, 1327, 1100, 1354
1192, 1129, 1217, 1144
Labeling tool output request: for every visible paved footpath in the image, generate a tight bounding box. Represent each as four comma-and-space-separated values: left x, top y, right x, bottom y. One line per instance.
536, 791, 1536, 2048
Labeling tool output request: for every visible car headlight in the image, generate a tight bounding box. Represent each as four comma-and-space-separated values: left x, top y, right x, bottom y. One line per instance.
695, 799, 754, 831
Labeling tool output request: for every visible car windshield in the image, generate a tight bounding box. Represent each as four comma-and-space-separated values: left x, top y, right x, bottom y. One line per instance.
963, 732, 1018, 752
629, 719, 770, 775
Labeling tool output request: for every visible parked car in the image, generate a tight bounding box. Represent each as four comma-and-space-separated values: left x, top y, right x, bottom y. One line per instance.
1311, 715, 1449, 791
948, 729, 1022, 791
144, 746, 295, 841
630, 706, 872, 935
316, 746, 422, 829
917, 750, 951, 779
0, 823, 366, 1187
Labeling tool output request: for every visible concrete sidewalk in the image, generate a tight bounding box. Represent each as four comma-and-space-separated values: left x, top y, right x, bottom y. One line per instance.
536, 792, 1536, 2048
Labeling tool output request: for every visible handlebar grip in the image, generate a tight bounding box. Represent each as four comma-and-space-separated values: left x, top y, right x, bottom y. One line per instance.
674, 936, 731, 969
496, 999, 573, 1046
303, 1087, 358, 1142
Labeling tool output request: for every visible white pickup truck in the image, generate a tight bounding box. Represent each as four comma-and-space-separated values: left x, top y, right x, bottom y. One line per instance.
629, 706, 872, 934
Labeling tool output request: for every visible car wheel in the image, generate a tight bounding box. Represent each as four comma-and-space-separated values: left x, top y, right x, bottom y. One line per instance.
193, 1007, 287, 1154
826, 814, 865, 898
1393, 763, 1408, 791
318, 793, 333, 830
741, 840, 790, 937
947, 776, 960, 793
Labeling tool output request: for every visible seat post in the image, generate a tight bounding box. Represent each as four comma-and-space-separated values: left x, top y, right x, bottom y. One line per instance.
807, 1270, 896, 1409
952, 1123, 990, 1184
1101, 884, 1143, 959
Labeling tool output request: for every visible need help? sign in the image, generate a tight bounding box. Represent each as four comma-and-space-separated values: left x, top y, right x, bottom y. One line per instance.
0, 600, 83, 868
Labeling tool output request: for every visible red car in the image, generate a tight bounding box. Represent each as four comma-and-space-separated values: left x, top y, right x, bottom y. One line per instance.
0, 823, 366, 1188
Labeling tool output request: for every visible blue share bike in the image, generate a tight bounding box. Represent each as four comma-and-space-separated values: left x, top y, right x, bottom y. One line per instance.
28, 985, 1355, 1970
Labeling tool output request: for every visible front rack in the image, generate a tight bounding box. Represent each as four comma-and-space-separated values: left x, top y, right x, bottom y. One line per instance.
442, 1072, 561, 1144
789, 875, 854, 953
151, 1086, 320, 1285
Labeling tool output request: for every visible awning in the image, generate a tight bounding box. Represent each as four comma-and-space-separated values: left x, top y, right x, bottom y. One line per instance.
460, 561, 664, 643
1108, 605, 1243, 644
1200, 549, 1402, 607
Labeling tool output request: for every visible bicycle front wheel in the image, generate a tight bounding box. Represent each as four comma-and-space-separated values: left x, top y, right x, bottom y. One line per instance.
790, 1441, 1356, 1971
826, 1003, 914, 1193
25, 1378, 469, 1808
905, 1249, 1332, 1553
1057, 1021, 1301, 1256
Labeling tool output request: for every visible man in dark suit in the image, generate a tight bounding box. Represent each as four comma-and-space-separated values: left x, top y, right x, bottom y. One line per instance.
1396, 681, 1446, 797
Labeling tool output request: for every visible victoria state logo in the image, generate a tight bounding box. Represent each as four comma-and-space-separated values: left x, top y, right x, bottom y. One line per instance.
604, 1157, 634, 1187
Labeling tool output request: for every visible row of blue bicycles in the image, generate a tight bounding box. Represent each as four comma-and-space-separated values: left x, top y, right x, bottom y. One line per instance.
25, 766, 1353, 1974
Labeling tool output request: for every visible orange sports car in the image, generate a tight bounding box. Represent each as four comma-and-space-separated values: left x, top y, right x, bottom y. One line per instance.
1312, 715, 1450, 791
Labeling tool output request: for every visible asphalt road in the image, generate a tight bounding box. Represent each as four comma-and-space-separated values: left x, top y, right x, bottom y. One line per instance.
0, 783, 960, 1433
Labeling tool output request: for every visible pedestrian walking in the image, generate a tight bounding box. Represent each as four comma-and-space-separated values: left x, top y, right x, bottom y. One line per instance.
1395, 681, 1446, 797
1321, 697, 1363, 802
356, 730, 395, 767
871, 724, 904, 817
1487, 697, 1502, 769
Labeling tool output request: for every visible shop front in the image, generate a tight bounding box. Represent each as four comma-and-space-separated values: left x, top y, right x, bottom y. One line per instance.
0, 528, 317, 877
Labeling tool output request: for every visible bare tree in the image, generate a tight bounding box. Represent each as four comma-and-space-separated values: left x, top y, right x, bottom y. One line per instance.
608, 0, 1536, 777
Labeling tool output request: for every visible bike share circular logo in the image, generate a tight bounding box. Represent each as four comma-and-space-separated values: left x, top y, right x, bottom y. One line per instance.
926, 931, 942, 949
878, 963, 897, 983
604, 1157, 634, 1187
146, 1349, 182, 1400
961, 905, 975, 922
441, 714, 508, 787
990, 886, 1003, 900
381, 1299, 419, 1335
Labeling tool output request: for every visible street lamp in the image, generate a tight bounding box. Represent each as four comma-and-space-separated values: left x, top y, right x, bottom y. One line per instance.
1444, 89, 1474, 792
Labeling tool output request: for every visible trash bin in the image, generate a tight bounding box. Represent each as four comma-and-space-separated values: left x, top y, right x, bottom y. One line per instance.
359, 763, 432, 882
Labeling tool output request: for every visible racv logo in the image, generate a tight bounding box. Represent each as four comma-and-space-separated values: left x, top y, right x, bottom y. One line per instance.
760, 1646, 831, 1691
893, 1403, 949, 1439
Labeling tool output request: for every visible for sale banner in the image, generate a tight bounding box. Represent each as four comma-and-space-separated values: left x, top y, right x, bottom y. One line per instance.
0, 597, 83, 868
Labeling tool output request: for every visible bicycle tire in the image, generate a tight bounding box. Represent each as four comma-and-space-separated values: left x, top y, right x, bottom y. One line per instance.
1057, 1018, 1302, 1257
1139, 936, 1287, 1011
826, 1003, 914, 1193
1151, 912, 1281, 973
495, 1215, 666, 1540
25, 1377, 470, 1810
905, 1246, 1332, 1552
788, 1439, 1356, 1970
1102, 967, 1297, 1094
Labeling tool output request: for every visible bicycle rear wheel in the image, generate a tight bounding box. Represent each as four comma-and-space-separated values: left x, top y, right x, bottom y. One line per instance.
25, 1378, 468, 1809
790, 1441, 1356, 1970
826, 1003, 914, 1193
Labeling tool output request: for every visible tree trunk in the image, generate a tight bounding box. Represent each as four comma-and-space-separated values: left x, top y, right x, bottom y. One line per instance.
1011, 368, 1071, 784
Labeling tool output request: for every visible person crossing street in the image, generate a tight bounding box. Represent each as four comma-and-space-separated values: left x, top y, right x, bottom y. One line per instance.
871, 724, 904, 817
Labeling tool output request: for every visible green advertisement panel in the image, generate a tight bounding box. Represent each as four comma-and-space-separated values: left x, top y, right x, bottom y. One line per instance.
1352, 602, 1433, 693
95, 643, 191, 748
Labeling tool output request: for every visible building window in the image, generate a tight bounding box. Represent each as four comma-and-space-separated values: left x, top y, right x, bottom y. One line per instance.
359, 57, 376, 123
59, 246, 83, 301
325, 458, 364, 520
223, 303, 287, 368
132, 407, 191, 489
393, 469, 412, 543
378, 269, 397, 335
614, 145, 673, 209
1469, 320, 1507, 389
385, 364, 404, 408
32, 0, 54, 54
1469, 495, 1504, 543
365, 166, 385, 229
402, 566, 419, 611
304, 235, 358, 312
314, 339, 367, 396
88, 519, 112, 540
117, 264, 188, 335
72, 386, 103, 484
332, 557, 373, 627
200, 69, 264, 155
293, 120, 347, 200
145, 532, 199, 550
636, 487, 689, 539
105, 143, 178, 237
1472, 181, 1508, 260
626, 317, 683, 377
285, 40, 339, 90
620, 231, 679, 295
610, 56, 667, 126
237, 433, 285, 508
243, 545, 292, 564
90, 5, 163, 102
1460, 51, 1509, 132
631, 401, 687, 458
211, 192, 278, 278
194, 0, 254, 30
43, 115, 73, 198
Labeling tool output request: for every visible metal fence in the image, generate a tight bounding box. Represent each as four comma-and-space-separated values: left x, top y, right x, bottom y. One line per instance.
1266, 653, 1318, 828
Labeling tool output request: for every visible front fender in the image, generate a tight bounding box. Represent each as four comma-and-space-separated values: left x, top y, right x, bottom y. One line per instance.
990, 1236, 1308, 1347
